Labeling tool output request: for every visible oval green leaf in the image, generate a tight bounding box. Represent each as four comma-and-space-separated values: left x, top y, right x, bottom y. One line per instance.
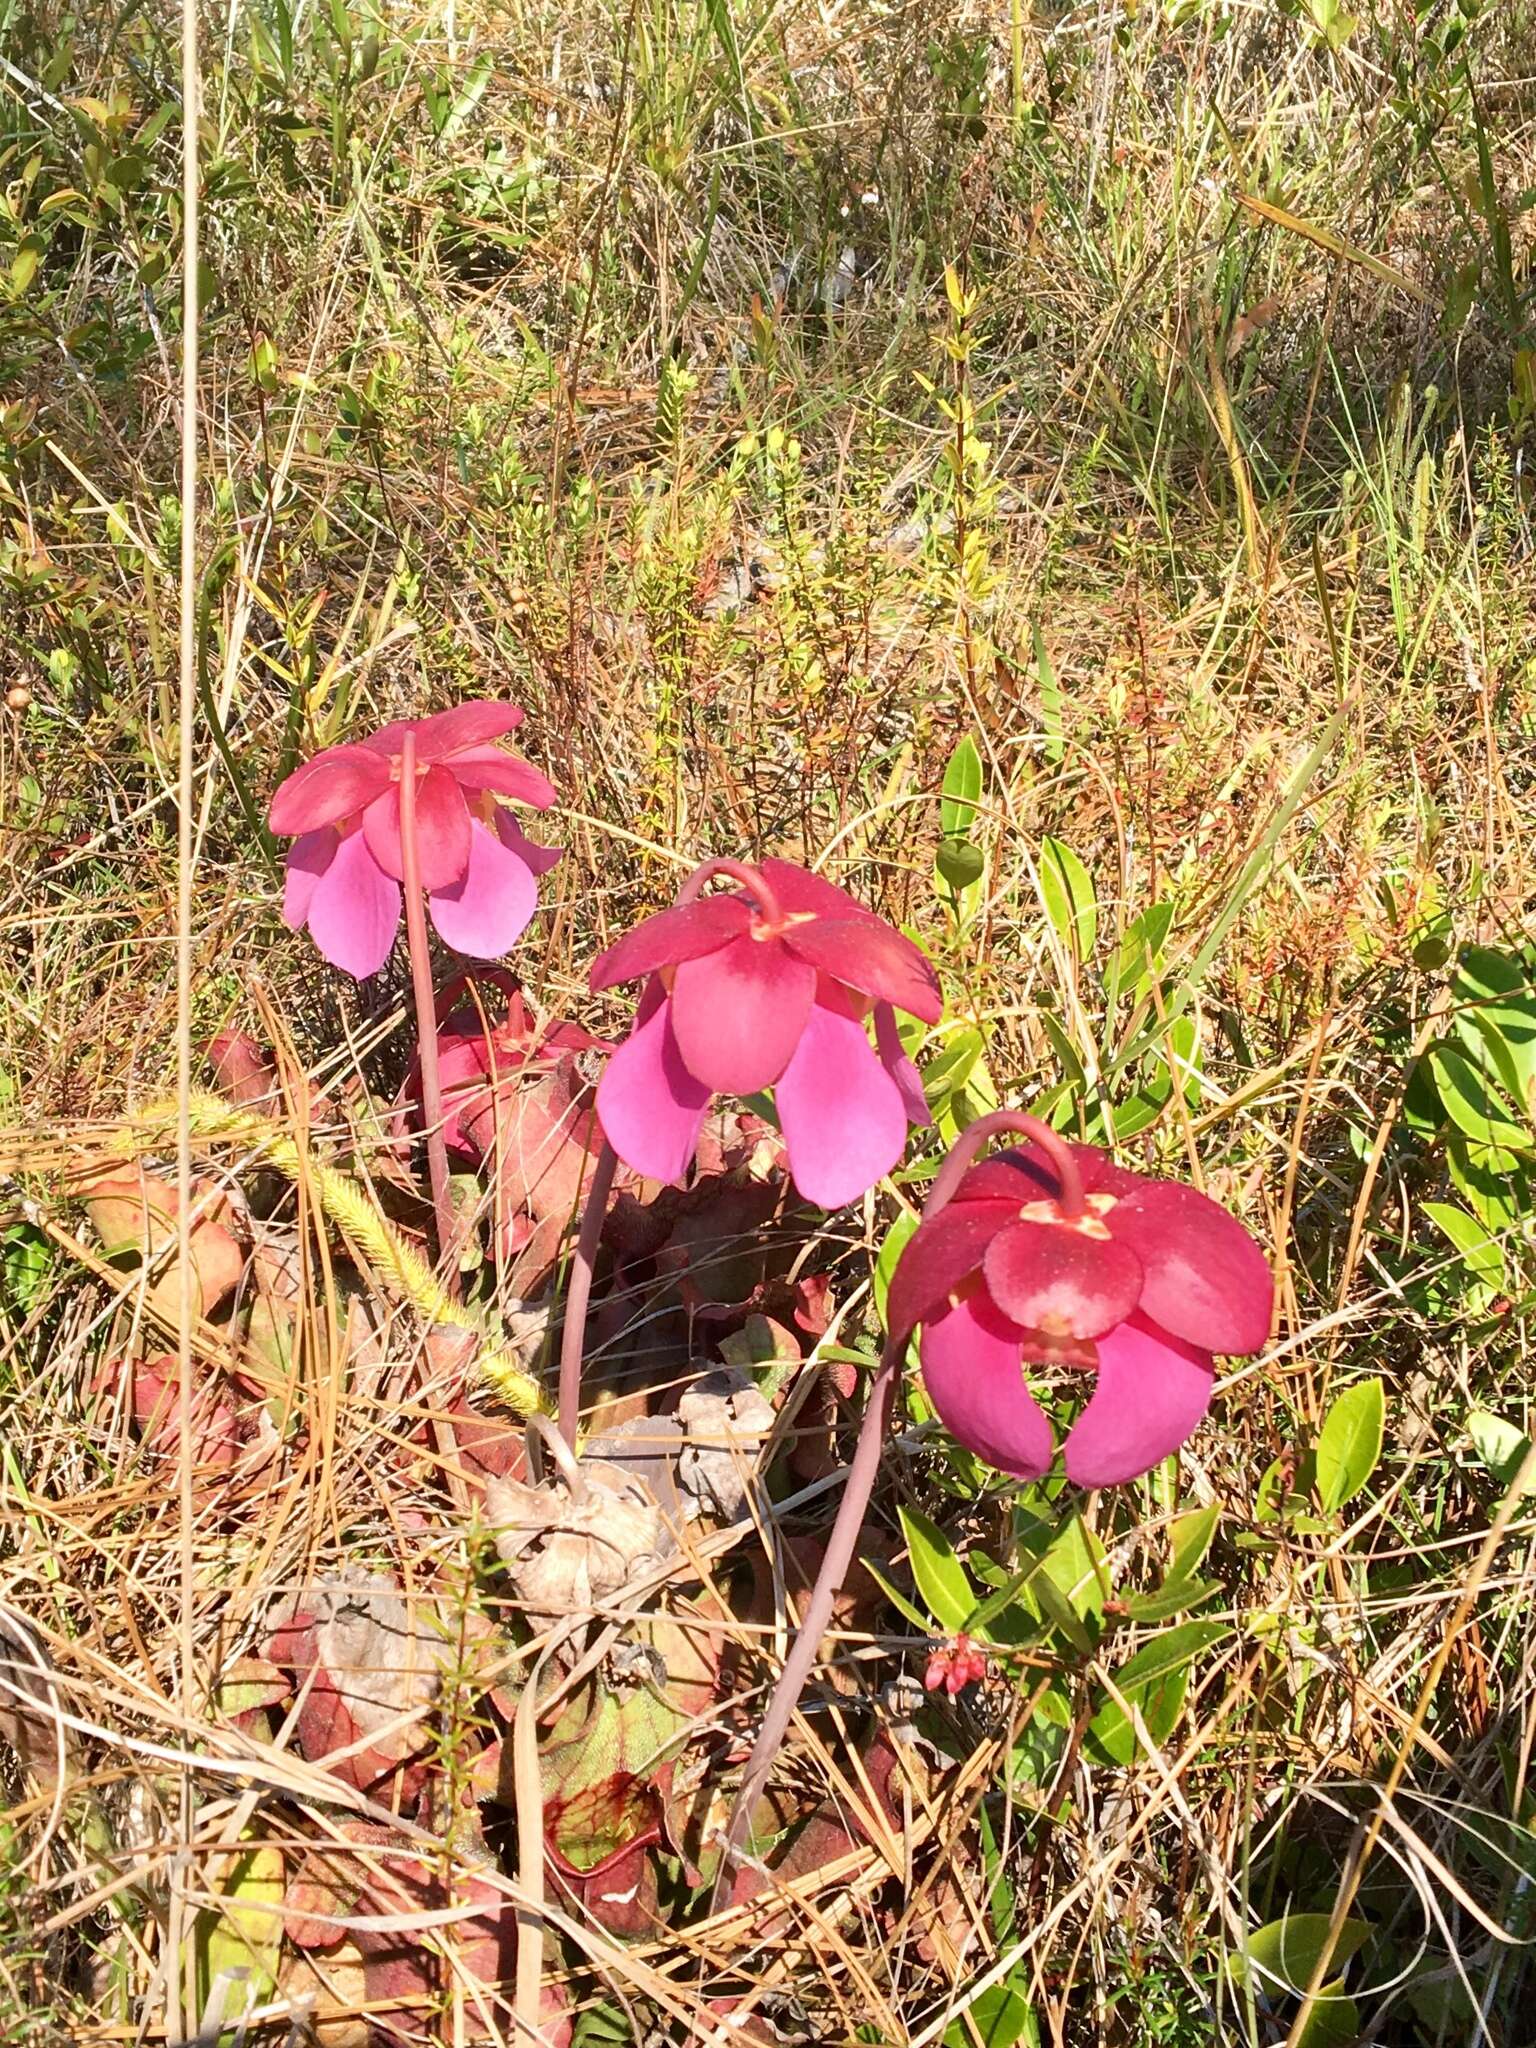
899, 1506, 977, 1635
940, 733, 983, 840
1234, 1911, 1370, 1997
1315, 1377, 1384, 1514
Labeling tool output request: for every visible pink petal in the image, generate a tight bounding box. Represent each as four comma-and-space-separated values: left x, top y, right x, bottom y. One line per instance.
983, 1219, 1143, 1341
1105, 1181, 1272, 1355
773, 992, 908, 1208
360, 716, 417, 758
361, 768, 471, 890
885, 1197, 1020, 1341
669, 934, 815, 1094
588, 895, 751, 992
304, 828, 401, 979
495, 809, 563, 876
428, 819, 539, 957
757, 857, 876, 923
783, 916, 943, 1024
449, 748, 558, 809
595, 982, 710, 1184
1063, 1314, 1214, 1487
413, 700, 525, 759
875, 1002, 930, 1126
920, 1291, 1053, 1479
283, 829, 335, 929
268, 743, 391, 835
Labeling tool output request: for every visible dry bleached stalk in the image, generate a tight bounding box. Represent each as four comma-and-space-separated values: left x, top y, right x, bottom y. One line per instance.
708, 1109, 1062, 1910
170, 0, 200, 2028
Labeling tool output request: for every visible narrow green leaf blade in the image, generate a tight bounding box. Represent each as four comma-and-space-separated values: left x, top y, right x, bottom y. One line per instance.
1039, 837, 1098, 959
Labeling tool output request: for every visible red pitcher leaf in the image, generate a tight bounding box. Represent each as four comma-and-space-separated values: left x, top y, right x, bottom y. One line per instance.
751, 1804, 862, 1889
265, 1574, 444, 1805
476, 1056, 604, 1222
130, 1356, 247, 1472
206, 1028, 284, 1111
80, 1166, 246, 1322
402, 990, 623, 1289
283, 1825, 572, 2046
792, 1271, 835, 1339
546, 1768, 659, 1871
538, 1670, 693, 1815
545, 1796, 661, 1938
443, 1396, 531, 1487
727, 1804, 866, 1937
657, 1180, 788, 1320
209, 1655, 289, 1733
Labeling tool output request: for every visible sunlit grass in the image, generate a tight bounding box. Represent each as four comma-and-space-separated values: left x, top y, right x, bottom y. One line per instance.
0, 0, 1534, 2041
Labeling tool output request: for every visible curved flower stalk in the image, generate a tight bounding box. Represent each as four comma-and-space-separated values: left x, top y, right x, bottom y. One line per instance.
708, 1110, 1272, 1908
269, 700, 561, 982
555, 855, 942, 1445
269, 700, 560, 1278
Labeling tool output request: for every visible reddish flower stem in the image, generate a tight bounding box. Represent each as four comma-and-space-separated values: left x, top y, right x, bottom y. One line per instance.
675, 855, 784, 927
708, 1343, 898, 1911
398, 731, 460, 1298
707, 1103, 1082, 1910
923, 1108, 1087, 1217
555, 1136, 617, 1448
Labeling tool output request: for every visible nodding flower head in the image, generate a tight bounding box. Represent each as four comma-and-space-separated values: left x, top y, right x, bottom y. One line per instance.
269, 701, 561, 980
588, 856, 942, 1209
887, 1120, 1272, 1488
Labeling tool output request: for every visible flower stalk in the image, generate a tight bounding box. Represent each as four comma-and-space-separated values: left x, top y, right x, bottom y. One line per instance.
398, 729, 460, 1293
555, 1136, 617, 1447
706, 1121, 992, 1910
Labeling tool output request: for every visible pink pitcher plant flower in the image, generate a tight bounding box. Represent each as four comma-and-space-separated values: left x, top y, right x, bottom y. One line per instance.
269, 701, 560, 979
588, 856, 942, 1209
887, 1116, 1273, 1486
712, 1111, 1272, 1902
